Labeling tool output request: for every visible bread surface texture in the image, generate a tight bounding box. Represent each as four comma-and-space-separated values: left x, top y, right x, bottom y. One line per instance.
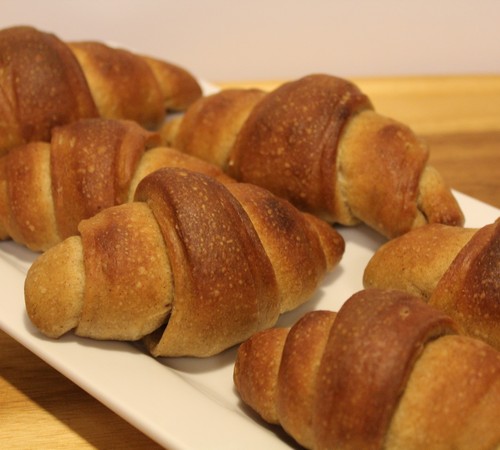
25, 167, 344, 357
364, 220, 500, 350
163, 74, 464, 238
0, 25, 202, 155
0, 118, 233, 251
234, 289, 500, 449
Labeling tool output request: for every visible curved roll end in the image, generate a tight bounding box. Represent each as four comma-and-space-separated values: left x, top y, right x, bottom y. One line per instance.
142, 56, 203, 111
305, 214, 345, 271
0, 142, 61, 251
234, 327, 289, 424
363, 224, 477, 300
0, 26, 98, 151
24, 236, 85, 338
166, 88, 266, 171
430, 219, 500, 350
415, 165, 465, 229
338, 109, 464, 238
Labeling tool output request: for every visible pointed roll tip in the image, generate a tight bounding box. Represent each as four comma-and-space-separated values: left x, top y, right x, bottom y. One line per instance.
305, 213, 345, 271
24, 236, 85, 338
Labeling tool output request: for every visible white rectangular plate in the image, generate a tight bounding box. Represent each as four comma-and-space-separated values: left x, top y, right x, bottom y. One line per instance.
0, 191, 498, 449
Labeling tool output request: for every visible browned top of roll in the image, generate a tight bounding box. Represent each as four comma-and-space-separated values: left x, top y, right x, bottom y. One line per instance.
0, 26, 98, 152
363, 223, 478, 299
431, 218, 500, 348
69, 41, 166, 129
314, 288, 458, 449
141, 55, 204, 111
50, 118, 159, 239
77, 202, 172, 340
135, 168, 280, 356
165, 88, 266, 170
229, 74, 372, 218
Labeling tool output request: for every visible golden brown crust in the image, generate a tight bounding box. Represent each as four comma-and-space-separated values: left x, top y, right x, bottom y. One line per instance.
226, 183, 344, 313
338, 110, 428, 236
338, 114, 464, 236
386, 334, 500, 450
68, 42, 165, 129
0, 118, 236, 251
142, 56, 203, 111
364, 221, 500, 350
313, 289, 457, 449
77, 202, 172, 340
50, 118, 159, 239
0, 26, 98, 154
233, 289, 500, 449
416, 165, 465, 227
0, 25, 202, 155
167, 74, 464, 237
128, 146, 235, 200
363, 223, 477, 299
25, 167, 344, 357
0, 142, 59, 250
162, 88, 266, 170
277, 310, 336, 449
430, 219, 500, 348
304, 213, 345, 271
229, 75, 372, 220
24, 236, 85, 337
233, 326, 289, 424
136, 168, 280, 356
0, 159, 8, 240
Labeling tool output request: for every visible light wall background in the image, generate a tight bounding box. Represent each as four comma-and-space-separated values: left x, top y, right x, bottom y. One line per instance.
2, 0, 499, 83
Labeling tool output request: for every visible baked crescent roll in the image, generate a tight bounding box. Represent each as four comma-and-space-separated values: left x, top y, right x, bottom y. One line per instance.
234, 289, 500, 449
24, 167, 344, 357
0, 118, 233, 251
163, 74, 464, 238
364, 219, 500, 350
0, 25, 201, 154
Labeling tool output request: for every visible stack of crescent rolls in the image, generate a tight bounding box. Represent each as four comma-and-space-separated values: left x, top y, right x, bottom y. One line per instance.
0, 23, 497, 449
0, 118, 234, 251
0, 25, 202, 155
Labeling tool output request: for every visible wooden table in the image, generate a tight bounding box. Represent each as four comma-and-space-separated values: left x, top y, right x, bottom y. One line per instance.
1, 75, 499, 449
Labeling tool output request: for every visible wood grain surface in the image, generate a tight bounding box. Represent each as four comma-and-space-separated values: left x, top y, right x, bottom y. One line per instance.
1, 75, 499, 449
